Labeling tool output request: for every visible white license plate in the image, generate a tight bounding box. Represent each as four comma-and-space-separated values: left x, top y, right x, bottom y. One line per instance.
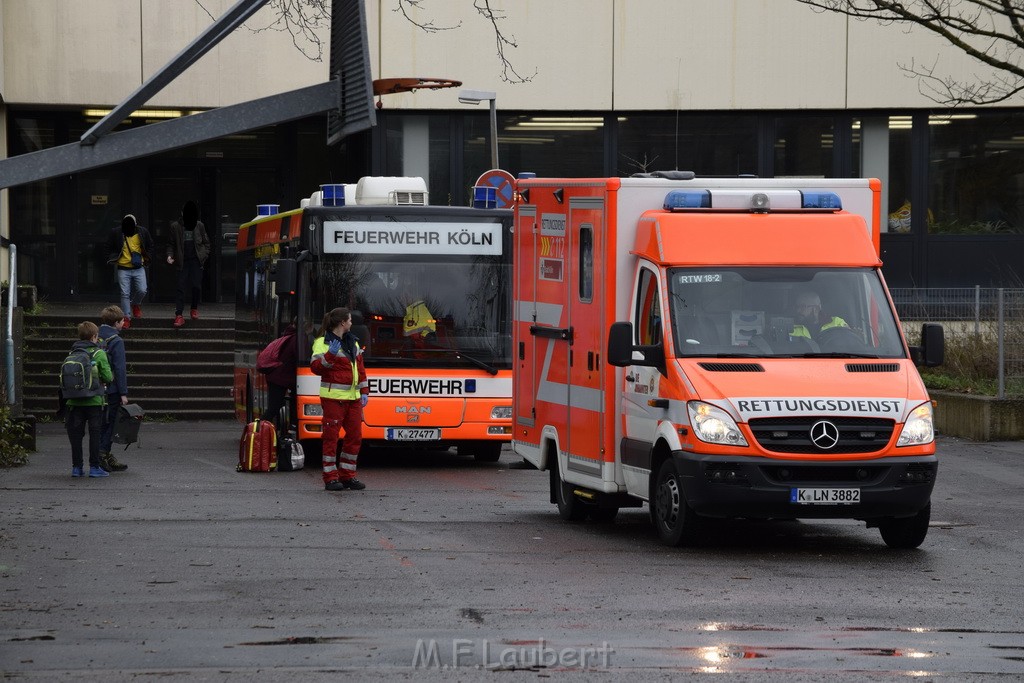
790, 487, 860, 505
385, 428, 441, 441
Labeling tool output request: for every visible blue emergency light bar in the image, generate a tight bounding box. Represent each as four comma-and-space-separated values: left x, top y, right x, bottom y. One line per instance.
663, 189, 843, 211
799, 191, 843, 209
663, 190, 711, 210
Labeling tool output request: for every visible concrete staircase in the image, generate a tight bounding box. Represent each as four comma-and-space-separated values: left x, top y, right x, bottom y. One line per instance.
21, 310, 235, 421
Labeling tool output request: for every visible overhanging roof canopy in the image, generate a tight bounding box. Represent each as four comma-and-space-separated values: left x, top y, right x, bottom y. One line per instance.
0, 0, 375, 190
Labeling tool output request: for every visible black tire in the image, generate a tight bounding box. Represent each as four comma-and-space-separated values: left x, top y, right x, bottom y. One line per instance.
244, 380, 254, 425
552, 465, 587, 521
650, 458, 702, 546
879, 502, 930, 549
473, 442, 503, 463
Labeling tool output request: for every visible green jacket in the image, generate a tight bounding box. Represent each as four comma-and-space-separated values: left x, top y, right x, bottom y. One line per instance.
65, 342, 113, 408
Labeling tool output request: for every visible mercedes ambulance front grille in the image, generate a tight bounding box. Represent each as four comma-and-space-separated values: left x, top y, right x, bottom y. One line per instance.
748, 416, 895, 454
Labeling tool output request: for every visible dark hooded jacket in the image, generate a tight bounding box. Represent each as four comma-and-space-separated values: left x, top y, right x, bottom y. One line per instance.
107, 214, 154, 268
166, 200, 211, 268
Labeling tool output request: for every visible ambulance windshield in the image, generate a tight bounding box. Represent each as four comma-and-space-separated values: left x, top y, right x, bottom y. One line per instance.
308, 255, 511, 370
666, 267, 906, 359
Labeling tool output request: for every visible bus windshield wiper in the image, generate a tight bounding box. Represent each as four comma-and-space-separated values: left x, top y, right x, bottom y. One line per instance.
384, 347, 499, 375
453, 348, 498, 375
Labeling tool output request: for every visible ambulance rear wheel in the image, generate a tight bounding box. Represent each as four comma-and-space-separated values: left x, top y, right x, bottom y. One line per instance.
651, 458, 702, 546
552, 466, 587, 521
878, 502, 930, 549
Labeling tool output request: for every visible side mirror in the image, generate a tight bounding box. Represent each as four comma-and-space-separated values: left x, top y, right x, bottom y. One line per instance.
917, 322, 944, 367
274, 258, 297, 295
607, 321, 666, 375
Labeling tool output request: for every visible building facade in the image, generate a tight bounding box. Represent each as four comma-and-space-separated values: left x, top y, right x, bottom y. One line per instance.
2, 0, 1023, 303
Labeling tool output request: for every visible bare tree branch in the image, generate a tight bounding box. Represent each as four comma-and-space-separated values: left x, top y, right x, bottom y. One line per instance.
795, 0, 1024, 104
471, 0, 537, 84
196, 1, 536, 83
197, 0, 330, 61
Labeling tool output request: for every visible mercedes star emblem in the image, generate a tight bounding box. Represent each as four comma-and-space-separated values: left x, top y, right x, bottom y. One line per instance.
809, 420, 840, 449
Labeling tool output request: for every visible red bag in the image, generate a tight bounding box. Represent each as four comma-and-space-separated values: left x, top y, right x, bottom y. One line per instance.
237, 420, 278, 472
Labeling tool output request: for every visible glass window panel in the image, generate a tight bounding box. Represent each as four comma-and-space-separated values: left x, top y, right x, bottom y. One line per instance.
618, 114, 756, 176
852, 117, 913, 233
928, 111, 1024, 234
383, 114, 451, 204
774, 116, 834, 177
464, 114, 604, 197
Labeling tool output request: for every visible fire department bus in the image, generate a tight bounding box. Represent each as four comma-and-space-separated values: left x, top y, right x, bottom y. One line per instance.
233, 177, 513, 462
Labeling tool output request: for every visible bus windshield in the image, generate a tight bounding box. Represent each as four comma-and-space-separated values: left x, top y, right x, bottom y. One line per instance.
307, 251, 511, 370
666, 267, 907, 359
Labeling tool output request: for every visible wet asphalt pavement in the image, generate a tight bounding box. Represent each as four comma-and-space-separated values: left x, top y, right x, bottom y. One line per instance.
1, 421, 1023, 681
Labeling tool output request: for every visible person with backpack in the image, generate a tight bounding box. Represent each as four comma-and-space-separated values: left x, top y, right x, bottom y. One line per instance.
106, 214, 154, 330
97, 305, 129, 472
310, 308, 369, 492
259, 322, 298, 433
62, 321, 114, 478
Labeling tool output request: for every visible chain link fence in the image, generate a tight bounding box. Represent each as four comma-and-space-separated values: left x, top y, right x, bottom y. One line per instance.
891, 287, 1024, 398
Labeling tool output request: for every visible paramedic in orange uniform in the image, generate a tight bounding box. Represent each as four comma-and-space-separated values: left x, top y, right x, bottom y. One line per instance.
310, 307, 369, 492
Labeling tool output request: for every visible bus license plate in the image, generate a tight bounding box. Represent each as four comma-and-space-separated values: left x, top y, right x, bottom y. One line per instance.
790, 488, 860, 505
386, 428, 440, 441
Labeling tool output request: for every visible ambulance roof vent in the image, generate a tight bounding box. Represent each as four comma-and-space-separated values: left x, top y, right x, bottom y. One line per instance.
356, 176, 429, 206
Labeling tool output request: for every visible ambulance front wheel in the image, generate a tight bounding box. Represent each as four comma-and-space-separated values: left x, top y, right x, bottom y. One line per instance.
552, 466, 587, 521
878, 502, 930, 549
651, 458, 703, 546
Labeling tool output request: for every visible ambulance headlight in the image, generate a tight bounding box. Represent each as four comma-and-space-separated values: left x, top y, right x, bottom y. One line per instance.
304, 403, 323, 417
897, 402, 934, 446
687, 401, 747, 446
491, 406, 512, 419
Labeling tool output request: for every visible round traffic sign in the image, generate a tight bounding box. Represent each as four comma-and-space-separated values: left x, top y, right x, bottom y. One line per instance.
475, 169, 516, 208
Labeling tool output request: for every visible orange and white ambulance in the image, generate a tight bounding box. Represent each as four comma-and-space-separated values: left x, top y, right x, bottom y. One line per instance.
512, 172, 944, 547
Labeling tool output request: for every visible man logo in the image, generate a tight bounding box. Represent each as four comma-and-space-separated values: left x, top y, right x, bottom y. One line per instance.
809, 420, 840, 450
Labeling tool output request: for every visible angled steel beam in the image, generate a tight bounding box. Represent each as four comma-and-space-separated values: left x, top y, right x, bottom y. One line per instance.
80, 0, 270, 145
0, 81, 341, 189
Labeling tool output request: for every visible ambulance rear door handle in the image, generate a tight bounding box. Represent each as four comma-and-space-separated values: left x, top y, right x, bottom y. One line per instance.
530, 325, 574, 344
648, 399, 669, 409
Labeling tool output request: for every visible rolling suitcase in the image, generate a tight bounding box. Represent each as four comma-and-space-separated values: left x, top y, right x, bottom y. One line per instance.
112, 403, 145, 449
237, 420, 277, 472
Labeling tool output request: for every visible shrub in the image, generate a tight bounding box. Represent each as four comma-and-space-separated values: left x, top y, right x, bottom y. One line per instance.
0, 404, 30, 468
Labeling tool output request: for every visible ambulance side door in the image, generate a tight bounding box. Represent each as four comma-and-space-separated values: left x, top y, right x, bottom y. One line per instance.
623, 264, 662, 449
513, 206, 538, 432
566, 198, 605, 474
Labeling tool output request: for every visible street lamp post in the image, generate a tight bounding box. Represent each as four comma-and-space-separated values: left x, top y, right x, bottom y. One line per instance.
458, 89, 498, 169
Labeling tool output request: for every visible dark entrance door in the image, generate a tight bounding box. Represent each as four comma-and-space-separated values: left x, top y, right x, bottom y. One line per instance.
145, 164, 280, 308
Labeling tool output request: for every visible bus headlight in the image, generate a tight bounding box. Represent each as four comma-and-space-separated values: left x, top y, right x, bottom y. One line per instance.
897, 402, 934, 446
687, 401, 747, 446
304, 403, 323, 417
491, 406, 512, 419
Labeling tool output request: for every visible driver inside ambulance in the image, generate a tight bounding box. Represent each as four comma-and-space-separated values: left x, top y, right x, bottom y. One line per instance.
789, 289, 848, 340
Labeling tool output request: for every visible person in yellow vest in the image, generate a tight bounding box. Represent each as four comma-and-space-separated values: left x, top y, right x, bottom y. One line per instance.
789, 290, 848, 340
106, 214, 154, 330
310, 307, 369, 492
401, 281, 436, 347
